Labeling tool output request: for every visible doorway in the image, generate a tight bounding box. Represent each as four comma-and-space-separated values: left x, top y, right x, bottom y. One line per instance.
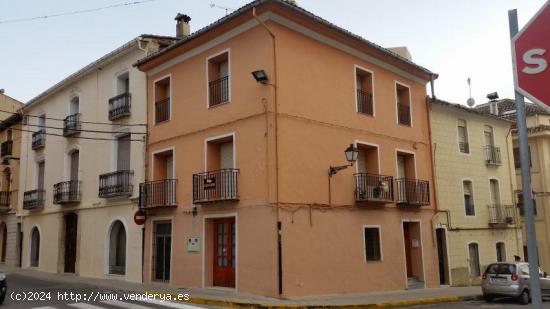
153, 221, 171, 282
64, 213, 78, 273
403, 222, 424, 285
1, 224, 6, 263
436, 228, 449, 285
213, 217, 235, 288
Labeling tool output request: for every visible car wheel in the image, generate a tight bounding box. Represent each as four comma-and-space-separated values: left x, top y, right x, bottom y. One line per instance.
519, 289, 530, 305
483, 294, 493, 302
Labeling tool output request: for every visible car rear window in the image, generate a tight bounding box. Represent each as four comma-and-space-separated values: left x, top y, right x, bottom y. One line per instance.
486, 263, 516, 274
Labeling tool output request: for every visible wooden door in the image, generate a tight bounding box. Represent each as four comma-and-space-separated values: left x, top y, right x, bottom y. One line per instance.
117, 135, 131, 171
213, 217, 235, 287
64, 213, 78, 273
37, 161, 45, 190
70, 151, 79, 181
1, 225, 6, 262
404, 223, 412, 277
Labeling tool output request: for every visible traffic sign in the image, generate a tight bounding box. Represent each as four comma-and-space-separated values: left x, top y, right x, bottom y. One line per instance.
512, 1, 550, 109
134, 209, 147, 225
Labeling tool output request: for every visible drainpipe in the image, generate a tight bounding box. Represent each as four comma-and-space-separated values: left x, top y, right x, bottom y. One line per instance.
505, 126, 522, 257
252, 7, 282, 296
426, 96, 439, 245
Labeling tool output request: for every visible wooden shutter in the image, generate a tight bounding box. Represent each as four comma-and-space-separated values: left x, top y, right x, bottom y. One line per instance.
37, 161, 45, 190
70, 151, 79, 181
117, 135, 131, 171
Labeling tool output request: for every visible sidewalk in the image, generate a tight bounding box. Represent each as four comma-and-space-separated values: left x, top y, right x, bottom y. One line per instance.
0, 265, 482, 308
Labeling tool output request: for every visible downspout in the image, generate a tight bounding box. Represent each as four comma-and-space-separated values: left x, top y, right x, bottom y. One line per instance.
426, 75, 439, 245
253, 7, 282, 296
505, 126, 522, 258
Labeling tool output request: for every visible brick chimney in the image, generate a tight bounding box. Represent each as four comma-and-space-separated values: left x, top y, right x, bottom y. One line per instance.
175, 13, 191, 38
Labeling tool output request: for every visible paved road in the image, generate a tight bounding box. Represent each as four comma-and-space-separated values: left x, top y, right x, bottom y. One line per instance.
2, 273, 213, 309
409, 298, 550, 308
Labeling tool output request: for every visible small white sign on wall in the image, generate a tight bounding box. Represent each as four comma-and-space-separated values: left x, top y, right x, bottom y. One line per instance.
187, 236, 200, 252
411, 239, 420, 248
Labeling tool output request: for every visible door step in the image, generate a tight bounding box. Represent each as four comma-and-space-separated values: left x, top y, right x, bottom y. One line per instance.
407, 276, 425, 290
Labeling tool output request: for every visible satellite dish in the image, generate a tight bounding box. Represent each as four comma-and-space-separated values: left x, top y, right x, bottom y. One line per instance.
467, 97, 475, 107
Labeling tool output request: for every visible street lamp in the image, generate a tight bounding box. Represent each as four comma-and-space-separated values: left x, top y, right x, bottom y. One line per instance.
251, 69, 269, 84
329, 144, 358, 177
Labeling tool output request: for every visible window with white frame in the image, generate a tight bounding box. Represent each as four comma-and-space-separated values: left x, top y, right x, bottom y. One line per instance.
463, 180, 475, 216
207, 51, 230, 107
457, 119, 469, 154
355, 67, 374, 115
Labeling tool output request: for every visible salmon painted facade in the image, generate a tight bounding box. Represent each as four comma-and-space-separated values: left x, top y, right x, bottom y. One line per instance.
137, 0, 440, 297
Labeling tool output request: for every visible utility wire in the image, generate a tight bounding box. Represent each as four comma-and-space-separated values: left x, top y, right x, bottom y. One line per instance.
11, 127, 144, 142
0, 0, 158, 24
23, 123, 146, 135
0, 109, 147, 127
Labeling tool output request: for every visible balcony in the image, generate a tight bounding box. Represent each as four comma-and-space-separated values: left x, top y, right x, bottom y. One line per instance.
0, 140, 12, 158
99, 170, 134, 198
63, 113, 81, 136
354, 173, 393, 203
139, 179, 177, 208
488, 204, 516, 226
396, 178, 430, 206
0, 191, 10, 210
356, 89, 373, 115
208, 76, 229, 107
193, 169, 239, 204
32, 130, 46, 150
484, 146, 501, 165
108, 93, 131, 120
397, 103, 411, 126
53, 180, 81, 204
23, 189, 45, 210
155, 98, 170, 123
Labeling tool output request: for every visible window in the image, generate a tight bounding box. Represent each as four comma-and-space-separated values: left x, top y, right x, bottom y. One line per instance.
355, 67, 374, 115
109, 72, 131, 120
457, 119, 469, 153
468, 243, 480, 277
364, 227, 381, 261
207, 50, 230, 107
463, 180, 475, 216
117, 134, 131, 171
37, 161, 45, 190
154, 76, 171, 123
496, 242, 506, 262
489, 179, 500, 205
513, 146, 532, 169
517, 192, 537, 216
108, 220, 126, 275
396, 83, 411, 126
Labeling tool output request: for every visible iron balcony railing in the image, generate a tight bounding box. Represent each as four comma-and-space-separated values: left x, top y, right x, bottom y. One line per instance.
63, 113, 81, 136
484, 145, 501, 165
459, 142, 470, 154
108, 92, 131, 120
53, 180, 81, 204
397, 103, 411, 126
354, 173, 393, 203
155, 98, 170, 123
99, 170, 134, 198
193, 169, 239, 204
488, 204, 516, 225
356, 89, 374, 115
139, 179, 177, 208
32, 130, 46, 150
23, 189, 45, 210
0, 140, 12, 158
0, 191, 10, 209
208, 76, 229, 107
396, 178, 430, 206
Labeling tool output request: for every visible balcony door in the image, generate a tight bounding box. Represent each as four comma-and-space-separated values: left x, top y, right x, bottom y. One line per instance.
117, 135, 131, 171
484, 125, 494, 147
37, 161, 45, 190
220, 142, 233, 169
489, 179, 500, 205
70, 151, 79, 181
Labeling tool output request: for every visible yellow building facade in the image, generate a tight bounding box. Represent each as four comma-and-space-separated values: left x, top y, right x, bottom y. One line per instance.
430, 99, 521, 286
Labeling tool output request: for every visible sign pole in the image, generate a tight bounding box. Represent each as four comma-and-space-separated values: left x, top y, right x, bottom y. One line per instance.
509, 9, 542, 308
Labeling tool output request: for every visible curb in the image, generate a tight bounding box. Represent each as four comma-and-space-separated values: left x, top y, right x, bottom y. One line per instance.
144, 291, 483, 308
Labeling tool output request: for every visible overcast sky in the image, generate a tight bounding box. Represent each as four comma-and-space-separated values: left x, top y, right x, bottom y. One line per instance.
0, 0, 545, 104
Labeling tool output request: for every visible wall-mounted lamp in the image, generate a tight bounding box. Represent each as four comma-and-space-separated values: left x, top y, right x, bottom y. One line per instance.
328, 144, 358, 177
251, 69, 269, 84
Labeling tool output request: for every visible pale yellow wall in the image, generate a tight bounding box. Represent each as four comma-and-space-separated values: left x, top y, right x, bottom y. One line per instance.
0, 93, 23, 120
18, 46, 148, 282
430, 103, 520, 286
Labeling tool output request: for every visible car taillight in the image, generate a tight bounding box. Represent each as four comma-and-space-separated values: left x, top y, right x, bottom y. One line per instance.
482, 272, 487, 279
511, 273, 519, 281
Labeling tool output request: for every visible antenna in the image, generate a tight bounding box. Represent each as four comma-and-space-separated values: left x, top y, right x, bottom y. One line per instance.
209, 2, 234, 16
466, 77, 475, 107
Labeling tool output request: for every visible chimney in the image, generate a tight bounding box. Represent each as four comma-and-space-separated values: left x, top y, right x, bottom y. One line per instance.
175, 13, 191, 38
387, 46, 412, 61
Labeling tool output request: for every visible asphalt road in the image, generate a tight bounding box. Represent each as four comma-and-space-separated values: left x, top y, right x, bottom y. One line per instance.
409, 298, 550, 308
2, 273, 213, 309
